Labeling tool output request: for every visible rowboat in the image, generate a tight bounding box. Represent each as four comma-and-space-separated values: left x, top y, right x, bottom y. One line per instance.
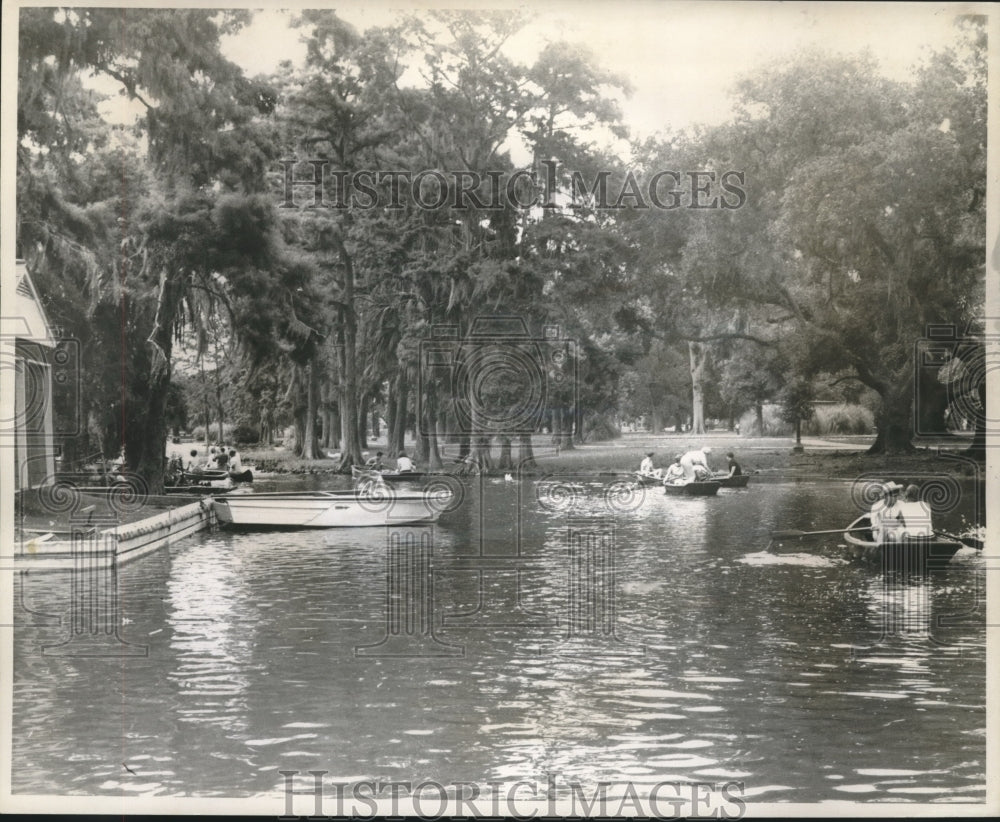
182, 468, 253, 483
842, 514, 964, 571
663, 480, 721, 497
212, 488, 452, 528
351, 465, 428, 481
712, 473, 750, 488
633, 471, 663, 486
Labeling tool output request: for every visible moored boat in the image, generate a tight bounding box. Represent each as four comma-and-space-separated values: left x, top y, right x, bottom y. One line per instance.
213, 488, 452, 528
663, 480, 721, 497
842, 514, 963, 571
182, 467, 253, 483
351, 465, 429, 482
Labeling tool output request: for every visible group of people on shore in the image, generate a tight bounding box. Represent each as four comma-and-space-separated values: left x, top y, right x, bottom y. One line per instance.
869, 481, 934, 543
639, 448, 741, 485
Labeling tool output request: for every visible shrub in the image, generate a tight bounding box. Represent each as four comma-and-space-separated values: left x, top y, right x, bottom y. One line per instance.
804, 403, 875, 436
231, 423, 260, 444
738, 405, 793, 437
583, 413, 621, 442
189, 423, 235, 444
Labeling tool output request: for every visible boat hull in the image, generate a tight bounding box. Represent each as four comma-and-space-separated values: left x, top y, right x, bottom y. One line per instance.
663, 480, 721, 496
352, 465, 429, 482
843, 515, 963, 571
182, 468, 252, 484
213, 490, 449, 528
633, 472, 662, 486
713, 473, 750, 488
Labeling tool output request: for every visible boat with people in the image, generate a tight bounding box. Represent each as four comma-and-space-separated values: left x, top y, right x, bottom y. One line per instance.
351, 465, 429, 482
663, 480, 721, 497
212, 488, 452, 528
181, 467, 253, 484
842, 513, 964, 571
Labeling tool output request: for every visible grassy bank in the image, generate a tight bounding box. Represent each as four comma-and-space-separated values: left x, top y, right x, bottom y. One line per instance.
239, 432, 982, 480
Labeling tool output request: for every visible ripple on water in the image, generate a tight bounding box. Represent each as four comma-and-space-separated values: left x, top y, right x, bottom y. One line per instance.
737, 551, 841, 567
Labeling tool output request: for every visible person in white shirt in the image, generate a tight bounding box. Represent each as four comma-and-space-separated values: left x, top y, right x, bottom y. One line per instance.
680, 446, 711, 481
871, 482, 904, 542
663, 457, 685, 484
639, 452, 661, 477
396, 452, 415, 473
228, 449, 242, 473
897, 484, 933, 537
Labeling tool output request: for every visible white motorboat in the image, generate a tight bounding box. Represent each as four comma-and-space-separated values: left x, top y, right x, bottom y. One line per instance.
212, 488, 452, 528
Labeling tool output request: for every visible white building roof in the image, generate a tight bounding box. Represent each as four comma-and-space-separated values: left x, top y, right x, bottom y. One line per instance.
11, 259, 56, 348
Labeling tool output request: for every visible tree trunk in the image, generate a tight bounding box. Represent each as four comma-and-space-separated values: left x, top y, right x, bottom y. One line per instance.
423, 387, 443, 469
650, 406, 663, 434
371, 407, 380, 441
472, 435, 493, 471
301, 360, 319, 460
199, 358, 211, 448
559, 407, 575, 450
292, 365, 306, 457
518, 432, 536, 468
497, 435, 513, 469
551, 409, 561, 446
358, 389, 369, 450
335, 239, 364, 472
389, 368, 408, 457
689, 341, 707, 435
868, 384, 916, 455
755, 403, 764, 437
386, 379, 396, 449
130, 273, 184, 495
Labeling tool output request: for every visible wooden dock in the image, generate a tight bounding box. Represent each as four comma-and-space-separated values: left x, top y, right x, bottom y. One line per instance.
13, 498, 216, 571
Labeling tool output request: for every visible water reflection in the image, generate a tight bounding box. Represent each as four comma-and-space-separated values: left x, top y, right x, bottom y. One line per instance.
11, 478, 985, 802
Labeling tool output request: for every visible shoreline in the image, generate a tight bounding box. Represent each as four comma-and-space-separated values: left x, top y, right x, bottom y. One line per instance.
238, 433, 984, 481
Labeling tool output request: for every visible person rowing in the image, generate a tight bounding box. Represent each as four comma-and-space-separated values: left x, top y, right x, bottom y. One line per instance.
870, 481, 904, 543
725, 452, 742, 478
897, 484, 934, 537
663, 455, 685, 485
680, 446, 711, 481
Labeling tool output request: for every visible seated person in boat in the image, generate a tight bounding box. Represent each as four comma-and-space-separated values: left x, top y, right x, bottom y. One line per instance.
166, 454, 183, 484
871, 481, 904, 542
215, 447, 230, 469
365, 451, 385, 470
725, 452, 742, 477
396, 452, 415, 473
680, 447, 711, 480
897, 484, 934, 537
639, 452, 662, 477
228, 448, 243, 473
186, 449, 200, 472
663, 456, 686, 484
202, 447, 218, 470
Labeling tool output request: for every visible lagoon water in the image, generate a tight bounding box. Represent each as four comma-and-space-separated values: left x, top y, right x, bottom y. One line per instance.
11, 476, 986, 803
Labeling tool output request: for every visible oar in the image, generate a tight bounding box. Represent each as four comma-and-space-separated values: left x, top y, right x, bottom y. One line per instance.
771, 527, 870, 539
934, 530, 984, 551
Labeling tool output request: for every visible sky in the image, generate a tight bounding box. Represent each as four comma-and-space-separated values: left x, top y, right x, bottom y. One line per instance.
219, 1, 971, 140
